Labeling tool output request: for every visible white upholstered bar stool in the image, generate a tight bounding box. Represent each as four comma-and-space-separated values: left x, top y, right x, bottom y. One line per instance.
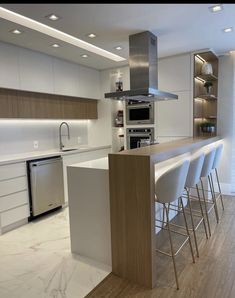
210, 143, 225, 212
183, 152, 209, 257
198, 147, 218, 237
169, 152, 209, 257
155, 159, 195, 290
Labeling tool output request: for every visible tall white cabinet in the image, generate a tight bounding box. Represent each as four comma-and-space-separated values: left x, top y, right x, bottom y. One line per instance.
156, 53, 193, 143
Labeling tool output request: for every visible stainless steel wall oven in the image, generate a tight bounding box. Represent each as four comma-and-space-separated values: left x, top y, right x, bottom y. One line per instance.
126, 127, 155, 149
126, 100, 154, 125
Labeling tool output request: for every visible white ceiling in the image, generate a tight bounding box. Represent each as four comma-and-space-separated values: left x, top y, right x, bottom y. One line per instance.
1, 3, 235, 70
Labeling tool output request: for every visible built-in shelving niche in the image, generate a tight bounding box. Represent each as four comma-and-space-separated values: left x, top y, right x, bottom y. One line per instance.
193, 51, 218, 137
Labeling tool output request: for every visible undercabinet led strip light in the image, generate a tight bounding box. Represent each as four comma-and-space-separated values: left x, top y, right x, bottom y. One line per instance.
0, 6, 126, 62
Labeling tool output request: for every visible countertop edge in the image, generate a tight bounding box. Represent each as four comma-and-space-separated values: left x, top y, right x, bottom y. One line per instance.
0, 145, 111, 166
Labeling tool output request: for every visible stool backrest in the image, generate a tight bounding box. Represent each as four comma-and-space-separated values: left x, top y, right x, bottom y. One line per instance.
200, 148, 216, 178
185, 152, 205, 188
155, 159, 190, 204
212, 143, 223, 170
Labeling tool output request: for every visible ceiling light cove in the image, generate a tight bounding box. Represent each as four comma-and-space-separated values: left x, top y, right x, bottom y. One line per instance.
209, 4, 223, 12
0, 7, 126, 62
223, 27, 233, 33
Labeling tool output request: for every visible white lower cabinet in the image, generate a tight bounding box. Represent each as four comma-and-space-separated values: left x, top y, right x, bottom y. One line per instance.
63, 147, 111, 203
0, 162, 29, 234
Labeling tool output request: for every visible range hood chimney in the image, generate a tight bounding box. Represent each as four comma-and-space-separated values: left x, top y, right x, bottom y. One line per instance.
105, 31, 178, 101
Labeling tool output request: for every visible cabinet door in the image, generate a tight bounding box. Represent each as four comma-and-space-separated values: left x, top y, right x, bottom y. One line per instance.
157, 91, 192, 137
17, 91, 63, 119
19, 48, 54, 94
158, 54, 191, 92
0, 42, 20, 89
0, 88, 18, 118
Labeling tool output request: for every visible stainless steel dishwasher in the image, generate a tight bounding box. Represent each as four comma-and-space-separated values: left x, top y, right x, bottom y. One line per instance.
28, 156, 65, 218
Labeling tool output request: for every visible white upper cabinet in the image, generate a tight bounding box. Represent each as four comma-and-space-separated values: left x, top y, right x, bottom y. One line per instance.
0, 42, 20, 89
158, 54, 191, 92
53, 58, 80, 97
0, 42, 101, 99
77, 64, 101, 99
19, 48, 54, 94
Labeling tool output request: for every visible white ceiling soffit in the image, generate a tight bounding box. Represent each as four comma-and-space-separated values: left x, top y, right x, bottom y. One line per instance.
0, 6, 126, 62
1, 4, 235, 70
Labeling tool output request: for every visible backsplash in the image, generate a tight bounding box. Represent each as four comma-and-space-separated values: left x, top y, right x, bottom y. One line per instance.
0, 120, 88, 155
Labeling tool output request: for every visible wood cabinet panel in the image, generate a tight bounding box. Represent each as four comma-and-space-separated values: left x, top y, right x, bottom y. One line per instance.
0, 88, 18, 118
0, 88, 97, 119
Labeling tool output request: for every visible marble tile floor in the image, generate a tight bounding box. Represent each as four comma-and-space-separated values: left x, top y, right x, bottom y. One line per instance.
0, 207, 111, 298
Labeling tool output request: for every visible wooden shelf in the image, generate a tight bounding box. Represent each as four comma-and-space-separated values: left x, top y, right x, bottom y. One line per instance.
195, 74, 218, 81
195, 95, 217, 100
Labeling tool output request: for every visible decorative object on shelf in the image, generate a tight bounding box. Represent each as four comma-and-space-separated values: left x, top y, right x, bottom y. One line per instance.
201, 62, 213, 75
200, 122, 216, 133
115, 110, 123, 127
204, 80, 213, 94
115, 80, 123, 92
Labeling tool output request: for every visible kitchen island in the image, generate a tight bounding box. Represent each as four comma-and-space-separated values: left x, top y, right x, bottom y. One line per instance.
67, 136, 222, 289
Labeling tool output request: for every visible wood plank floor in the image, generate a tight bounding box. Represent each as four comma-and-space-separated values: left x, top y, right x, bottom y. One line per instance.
87, 195, 235, 298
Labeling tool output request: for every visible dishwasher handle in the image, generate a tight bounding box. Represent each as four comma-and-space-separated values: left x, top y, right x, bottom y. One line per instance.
30, 157, 62, 167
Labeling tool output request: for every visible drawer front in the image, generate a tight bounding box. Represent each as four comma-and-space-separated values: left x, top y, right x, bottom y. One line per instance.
0, 176, 28, 197
0, 162, 26, 181
1, 204, 29, 227
0, 190, 28, 212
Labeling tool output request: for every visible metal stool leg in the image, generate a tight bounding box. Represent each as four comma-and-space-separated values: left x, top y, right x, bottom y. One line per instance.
196, 185, 209, 239
215, 168, 225, 211
200, 178, 212, 237
208, 174, 219, 223
185, 188, 199, 258
180, 198, 195, 264
164, 203, 179, 290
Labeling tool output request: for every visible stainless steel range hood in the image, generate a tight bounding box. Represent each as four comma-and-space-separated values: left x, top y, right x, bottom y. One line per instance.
105, 31, 178, 101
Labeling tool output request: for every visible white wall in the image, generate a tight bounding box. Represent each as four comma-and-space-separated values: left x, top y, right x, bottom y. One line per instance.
217, 54, 235, 189
0, 120, 88, 155
0, 41, 103, 154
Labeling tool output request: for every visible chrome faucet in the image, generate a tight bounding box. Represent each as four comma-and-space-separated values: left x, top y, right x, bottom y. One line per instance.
59, 122, 70, 150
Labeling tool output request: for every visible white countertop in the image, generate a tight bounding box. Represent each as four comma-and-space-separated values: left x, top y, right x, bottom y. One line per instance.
0, 145, 111, 166
69, 157, 109, 170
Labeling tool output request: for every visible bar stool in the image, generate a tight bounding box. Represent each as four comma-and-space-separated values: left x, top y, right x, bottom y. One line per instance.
210, 143, 225, 211
184, 152, 209, 257
155, 159, 195, 290
198, 147, 219, 237
167, 152, 209, 257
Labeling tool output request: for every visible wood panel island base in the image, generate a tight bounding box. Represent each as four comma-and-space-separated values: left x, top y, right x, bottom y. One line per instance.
108, 136, 221, 288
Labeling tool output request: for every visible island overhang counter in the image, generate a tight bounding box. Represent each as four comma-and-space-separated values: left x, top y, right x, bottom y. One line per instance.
67, 136, 222, 289
108, 136, 221, 288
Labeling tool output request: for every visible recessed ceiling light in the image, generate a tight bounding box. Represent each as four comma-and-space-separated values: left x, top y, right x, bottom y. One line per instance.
81, 54, 89, 58
209, 4, 223, 12
46, 14, 60, 21
223, 27, 233, 33
87, 33, 96, 38
52, 43, 60, 48
115, 46, 123, 50
10, 29, 22, 34
0, 7, 125, 62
